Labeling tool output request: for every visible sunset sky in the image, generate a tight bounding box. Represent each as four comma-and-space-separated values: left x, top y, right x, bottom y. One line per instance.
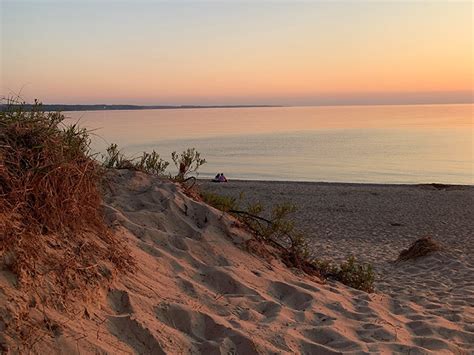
1, 1, 472, 105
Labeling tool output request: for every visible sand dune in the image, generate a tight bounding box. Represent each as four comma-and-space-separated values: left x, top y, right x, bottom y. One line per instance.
2, 170, 472, 354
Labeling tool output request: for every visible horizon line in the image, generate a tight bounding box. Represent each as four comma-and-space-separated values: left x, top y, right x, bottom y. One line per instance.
2, 101, 472, 112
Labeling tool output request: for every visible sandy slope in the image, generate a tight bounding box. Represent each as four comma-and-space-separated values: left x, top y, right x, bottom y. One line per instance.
202, 180, 474, 353
2, 171, 472, 354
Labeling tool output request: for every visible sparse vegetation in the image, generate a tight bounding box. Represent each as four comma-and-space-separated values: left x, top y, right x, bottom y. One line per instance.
172, 148, 206, 181
397, 236, 441, 261
135, 150, 170, 175
319, 256, 374, 293
200, 190, 375, 292
102, 143, 133, 169
101, 144, 207, 181
100, 139, 374, 291
102, 143, 169, 175
0, 99, 133, 344
201, 191, 239, 212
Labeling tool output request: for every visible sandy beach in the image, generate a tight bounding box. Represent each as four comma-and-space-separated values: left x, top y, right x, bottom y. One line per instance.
201, 179, 474, 349
2, 170, 473, 353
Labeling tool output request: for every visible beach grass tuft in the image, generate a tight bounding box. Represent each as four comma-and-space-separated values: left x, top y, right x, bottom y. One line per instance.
201, 190, 239, 212
397, 236, 441, 261
0, 100, 133, 342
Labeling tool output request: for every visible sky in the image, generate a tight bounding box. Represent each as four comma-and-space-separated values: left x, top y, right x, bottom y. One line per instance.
1, 0, 473, 105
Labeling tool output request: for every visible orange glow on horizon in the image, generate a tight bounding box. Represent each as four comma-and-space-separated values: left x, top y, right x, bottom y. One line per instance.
1, 1, 472, 105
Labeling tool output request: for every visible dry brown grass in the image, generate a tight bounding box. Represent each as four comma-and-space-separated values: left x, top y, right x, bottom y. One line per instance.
397, 236, 442, 261
0, 100, 134, 349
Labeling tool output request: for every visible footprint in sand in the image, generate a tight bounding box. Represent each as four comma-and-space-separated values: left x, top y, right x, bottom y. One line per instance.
107, 289, 165, 354
303, 326, 363, 352
107, 316, 166, 355
155, 303, 257, 354
268, 281, 314, 311
299, 339, 342, 355
412, 336, 453, 352
107, 289, 134, 315
255, 300, 282, 320
356, 323, 396, 342
311, 312, 336, 326
198, 267, 258, 296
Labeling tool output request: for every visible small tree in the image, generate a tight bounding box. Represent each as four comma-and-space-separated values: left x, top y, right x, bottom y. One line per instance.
171, 148, 206, 181
135, 151, 169, 175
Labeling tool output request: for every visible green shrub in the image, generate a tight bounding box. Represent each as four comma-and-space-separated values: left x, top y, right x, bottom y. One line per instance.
102, 143, 133, 169
311, 256, 375, 293
171, 148, 206, 181
199, 189, 375, 292
336, 256, 374, 292
102, 144, 206, 179
201, 191, 239, 212
102, 144, 169, 175
135, 150, 169, 175
311, 259, 337, 276
235, 202, 310, 264
201, 191, 311, 270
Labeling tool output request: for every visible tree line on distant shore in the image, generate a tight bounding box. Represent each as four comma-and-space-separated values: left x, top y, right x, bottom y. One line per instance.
0, 103, 279, 112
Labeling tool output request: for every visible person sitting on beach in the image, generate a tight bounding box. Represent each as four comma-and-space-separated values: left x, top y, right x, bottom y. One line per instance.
211, 173, 228, 182
218, 173, 228, 182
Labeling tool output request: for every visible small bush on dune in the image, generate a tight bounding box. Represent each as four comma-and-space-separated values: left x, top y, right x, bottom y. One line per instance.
102, 143, 170, 176
397, 236, 441, 261
135, 150, 170, 175
232, 202, 313, 267
337, 256, 374, 292
102, 143, 133, 169
102, 144, 207, 184
172, 148, 206, 181
200, 189, 375, 292
201, 191, 239, 212
202, 192, 306, 261
313, 256, 374, 293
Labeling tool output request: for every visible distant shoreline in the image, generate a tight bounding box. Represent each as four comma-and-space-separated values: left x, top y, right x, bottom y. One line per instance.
0, 104, 281, 112
1, 101, 472, 112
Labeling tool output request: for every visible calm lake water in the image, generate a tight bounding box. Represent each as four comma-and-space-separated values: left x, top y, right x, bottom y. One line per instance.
67, 104, 473, 184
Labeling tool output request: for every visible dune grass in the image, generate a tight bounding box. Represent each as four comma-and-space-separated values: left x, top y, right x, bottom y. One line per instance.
0, 100, 134, 345
397, 236, 441, 261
